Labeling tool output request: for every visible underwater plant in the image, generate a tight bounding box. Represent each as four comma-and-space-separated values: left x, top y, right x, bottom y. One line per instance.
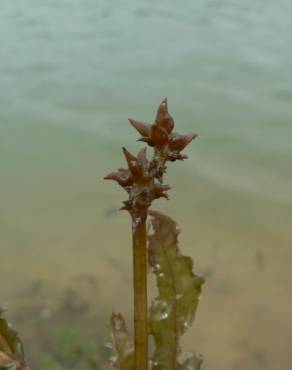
0, 309, 30, 370
0, 99, 204, 370
105, 99, 204, 370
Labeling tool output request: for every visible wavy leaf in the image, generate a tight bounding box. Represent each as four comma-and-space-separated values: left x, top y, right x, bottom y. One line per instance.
148, 211, 204, 370
0, 310, 29, 370
108, 312, 134, 370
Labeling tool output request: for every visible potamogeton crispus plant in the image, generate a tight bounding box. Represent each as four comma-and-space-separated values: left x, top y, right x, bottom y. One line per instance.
104, 99, 204, 370
0, 310, 30, 370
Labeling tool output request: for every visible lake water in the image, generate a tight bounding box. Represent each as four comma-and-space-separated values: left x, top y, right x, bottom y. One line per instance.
1, 1, 292, 370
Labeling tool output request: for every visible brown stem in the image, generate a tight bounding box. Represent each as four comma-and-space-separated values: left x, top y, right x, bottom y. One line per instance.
132, 215, 148, 370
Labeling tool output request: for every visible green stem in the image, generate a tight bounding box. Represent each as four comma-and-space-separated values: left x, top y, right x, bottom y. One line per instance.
132, 216, 148, 370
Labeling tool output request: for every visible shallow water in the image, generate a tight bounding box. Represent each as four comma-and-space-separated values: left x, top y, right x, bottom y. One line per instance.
1, 1, 292, 370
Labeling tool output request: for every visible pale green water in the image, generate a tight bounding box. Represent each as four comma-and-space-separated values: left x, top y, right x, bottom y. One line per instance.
1, 2, 292, 370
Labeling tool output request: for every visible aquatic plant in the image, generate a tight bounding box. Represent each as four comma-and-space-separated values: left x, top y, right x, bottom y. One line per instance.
0, 310, 30, 370
105, 99, 204, 370
0, 99, 204, 370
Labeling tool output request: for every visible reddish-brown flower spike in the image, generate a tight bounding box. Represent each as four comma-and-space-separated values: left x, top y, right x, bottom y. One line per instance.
128, 98, 198, 158
128, 99, 173, 147
155, 98, 174, 134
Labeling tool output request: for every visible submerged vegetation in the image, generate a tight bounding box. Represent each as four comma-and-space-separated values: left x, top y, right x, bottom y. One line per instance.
0, 309, 29, 370
105, 99, 204, 370
0, 99, 204, 370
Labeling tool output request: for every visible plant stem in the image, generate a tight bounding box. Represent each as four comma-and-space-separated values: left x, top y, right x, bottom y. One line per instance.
132, 216, 148, 370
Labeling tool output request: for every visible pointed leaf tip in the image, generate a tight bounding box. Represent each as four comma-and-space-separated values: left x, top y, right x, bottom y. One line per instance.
159, 97, 168, 110
169, 132, 198, 152
155, 98, 174, 134
122, 147, 146, 179
122, 147, 136, 162
104, 170, 134, 187
158, 98, 168, 113
137, 147, 148, 166
128, 119, 151, 137
122, 147, 138, 172
189, 132, 199, 142
109, 312, 134, 370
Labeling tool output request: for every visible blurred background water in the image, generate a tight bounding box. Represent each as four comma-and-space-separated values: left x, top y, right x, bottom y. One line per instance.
1, 1, 292, 370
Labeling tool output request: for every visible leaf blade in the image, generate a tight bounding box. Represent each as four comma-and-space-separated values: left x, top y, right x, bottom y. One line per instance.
148, 211, 204, 370
109, 312, 135, 370
0, 311, 24, 360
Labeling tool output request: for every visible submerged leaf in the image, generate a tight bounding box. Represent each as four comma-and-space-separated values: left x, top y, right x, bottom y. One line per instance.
0, 311, 29, 370
0, 312, 24, 359
148, 211, 204, 370
109, 312, 134, 370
